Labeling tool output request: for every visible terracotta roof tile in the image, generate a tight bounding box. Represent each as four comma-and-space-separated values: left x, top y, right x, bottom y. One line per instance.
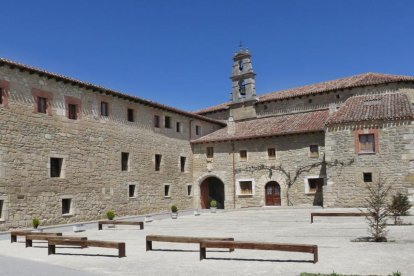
191, 110, 329, 143
326, 93, 414, 125
195, 72, 414, 114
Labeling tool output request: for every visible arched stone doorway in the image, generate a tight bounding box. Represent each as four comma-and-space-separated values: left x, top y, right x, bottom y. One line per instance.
200, 177, 225, 209
265, 181, 281, 206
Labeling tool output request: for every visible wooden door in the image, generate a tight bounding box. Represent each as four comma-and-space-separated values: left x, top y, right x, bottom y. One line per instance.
265, 182, 281, 206
200, 180, 209, 209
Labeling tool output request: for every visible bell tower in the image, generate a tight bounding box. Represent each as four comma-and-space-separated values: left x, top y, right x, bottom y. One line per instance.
230, 47, 257, 103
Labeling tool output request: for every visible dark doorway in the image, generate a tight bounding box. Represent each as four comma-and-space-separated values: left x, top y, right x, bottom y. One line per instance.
200, 177, 225, 209
265, 181, 281, 206
309, 178, 324, 206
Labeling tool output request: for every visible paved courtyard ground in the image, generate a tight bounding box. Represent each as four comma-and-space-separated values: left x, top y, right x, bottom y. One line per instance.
0, 208, 413, 276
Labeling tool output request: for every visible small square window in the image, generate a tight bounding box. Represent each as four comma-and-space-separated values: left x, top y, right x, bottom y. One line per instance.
0, 200, 3, 219
37, 97, 47, 113
176, 122, 181, 133
155, 154, 162, 171
206, 147, 214, 158
165, 116, 171, 128
68, 104, 77, 120
363, 172, 372, 183
196, 125, 201, 135
187, 185, 192, 196
268, 148, 276, 159
180, 156, 186, 172
239, 150, 247, 161
359, 134, 375, 153
121, 152, 129, 171
239, 181, 253, 195
154, 115, 160, 128
127, 109, 134, 122
308, 180, 318, 193
101, 101, 109, 116
62, 198, 72, 215
310, 145, 319, 158
308, 99, 312, 104
129, 185, 136, 198
50, 158, 63, 178
164, 185, 170, 197
336, 94, 340, 99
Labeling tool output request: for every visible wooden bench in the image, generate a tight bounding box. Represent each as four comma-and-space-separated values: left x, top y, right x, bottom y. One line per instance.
146, 235, 235, 252
199, 240, 318, 263
98, 220, 144, 230
48, 239, 126, 258
310, 212, 370, 223
10, 231, 62, 243
25, 234, 87, 248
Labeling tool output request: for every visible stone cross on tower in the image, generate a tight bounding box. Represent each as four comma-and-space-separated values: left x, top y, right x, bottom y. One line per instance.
230, 47, 257, 103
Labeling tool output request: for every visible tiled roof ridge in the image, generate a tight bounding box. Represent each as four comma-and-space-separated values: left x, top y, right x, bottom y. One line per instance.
195, 72, 414, 114
0, 57, 226, 126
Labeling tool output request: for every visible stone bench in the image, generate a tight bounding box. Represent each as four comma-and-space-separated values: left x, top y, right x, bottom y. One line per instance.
48, 239, 126, 258
146, 235, 234, 252
98, 220, 144, 230
25, 234, 87, 248
199, 240, 318, 263
10, 231, 62, 243
310, 212, 370, 223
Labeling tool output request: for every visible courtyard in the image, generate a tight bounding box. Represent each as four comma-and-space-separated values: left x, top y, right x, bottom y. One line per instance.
0, 207, 413, 276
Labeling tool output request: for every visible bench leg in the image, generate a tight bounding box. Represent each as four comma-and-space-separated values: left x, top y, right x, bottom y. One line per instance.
11, 235, 17, 243
48, 244, 56, 255
98, 223, 102, 230
118, 243, 126, 258
313, 246, 318, 264
146, 240, 152, 251
200, 245, 206, 260
26, 239, 32, 248
311, 215, 314, 224
140, 223, 144, 230
229, 238, 234, 252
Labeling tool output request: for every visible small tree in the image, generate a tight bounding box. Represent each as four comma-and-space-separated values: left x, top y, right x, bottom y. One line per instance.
106, 210, 115, 220
364, 179, 390, 242
388, 193, 412, 225
32, 218, 40, 229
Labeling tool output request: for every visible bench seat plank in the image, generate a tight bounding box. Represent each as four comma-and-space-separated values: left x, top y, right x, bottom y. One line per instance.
10, 231, 62, 243
311, 212, 370, 223
146, 235, 234, 251
48, 239, 126, 258
98, 220, 144, 230
25, 235, 87, 248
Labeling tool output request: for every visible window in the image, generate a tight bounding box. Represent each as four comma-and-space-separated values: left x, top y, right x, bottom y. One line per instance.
363, 172, 373, 183
238, 80, 246, 96
121, 152, 129, 171
359, 134, 375, 153
0, 88, 3, 105
129, 184, 136, 198
180, 156, 186, 172
164, 184, 170, 197
0, 200, 3, 219
127, 109, 134, 122
196, 125, 201, 135
101, 101, 109, 116
155, 154, 162, 171
336, 94, 340, 99
239, 181, 253, 195
308, 99, 312, 104
37, 97, 47, 113
154, 115, 160, 128
187, 185, 192, 196
176, 122, 181, 133
268, 148, 276, 159
239, 150, 247, 161
308, 180, 318, 193
68, 104, 77, 120
206, 147, 214, 158
165, 116, 171, 128
310, 145, 319, 158
50, 158, 63, 178
62, 198, 72, 215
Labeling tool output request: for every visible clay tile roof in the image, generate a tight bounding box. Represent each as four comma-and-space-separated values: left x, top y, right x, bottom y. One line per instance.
195, 72, 414, 114
191, 110, 329, 143
326, 93, 414, 126
0, 58, 225, 126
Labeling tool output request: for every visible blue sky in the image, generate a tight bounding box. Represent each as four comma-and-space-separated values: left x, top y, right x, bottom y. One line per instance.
1, 0, 413, 111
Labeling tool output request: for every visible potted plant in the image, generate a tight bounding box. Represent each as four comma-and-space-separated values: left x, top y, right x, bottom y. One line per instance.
106, 210, 116, 228
171, 205, 178, 219
32, 218, 41, 232
210, 200, 217, 213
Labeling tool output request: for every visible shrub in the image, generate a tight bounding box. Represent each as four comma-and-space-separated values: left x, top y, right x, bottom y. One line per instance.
106, 210, 115, 220
171, 205, 178, 213
210, 200, 217, 208
388, 193, 412, 224
32, 218, 40, 229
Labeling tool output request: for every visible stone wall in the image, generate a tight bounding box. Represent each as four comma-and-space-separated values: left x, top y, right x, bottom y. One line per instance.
0, 66, 222, 230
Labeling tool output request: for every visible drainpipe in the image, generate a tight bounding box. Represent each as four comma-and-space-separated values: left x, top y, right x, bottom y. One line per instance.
232, 141, 236, 209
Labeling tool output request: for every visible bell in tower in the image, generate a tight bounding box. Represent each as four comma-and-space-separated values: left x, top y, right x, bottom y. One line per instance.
230, 46, 257, 103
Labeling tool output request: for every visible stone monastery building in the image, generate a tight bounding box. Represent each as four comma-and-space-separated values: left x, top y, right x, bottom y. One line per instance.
1, 49, 414, 230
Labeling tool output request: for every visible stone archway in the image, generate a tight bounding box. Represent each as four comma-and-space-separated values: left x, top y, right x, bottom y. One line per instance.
200, 176, 225, 209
